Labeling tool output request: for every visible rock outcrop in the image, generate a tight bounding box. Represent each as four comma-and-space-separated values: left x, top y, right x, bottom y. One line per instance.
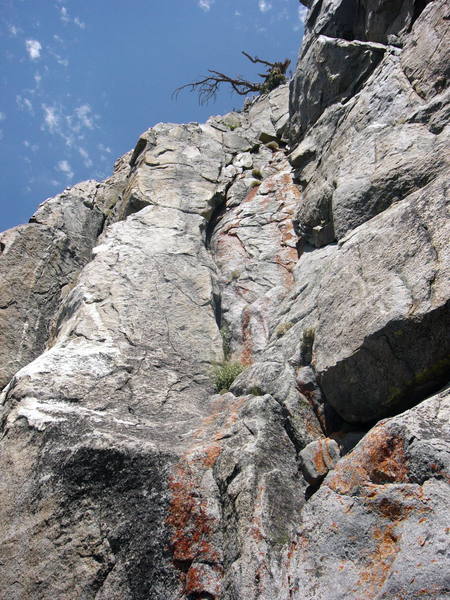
0, 1, 448, 598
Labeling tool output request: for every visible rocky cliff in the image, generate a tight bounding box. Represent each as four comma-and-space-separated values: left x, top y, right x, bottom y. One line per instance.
0, 1, 449, 598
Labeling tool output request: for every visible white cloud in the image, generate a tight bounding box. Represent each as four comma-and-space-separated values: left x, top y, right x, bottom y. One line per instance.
0, 112, 5, 121
57, 159, 74, 180
198, 0, 213, 11
56, 55, 69, 67
42, 105, 60, 133
34, 72, 42, 85
74, 17, 86, 29
234, 10, 241, 16
78, 147, 93, 167
73, 104, 95, 130
25, 39, 42, 60
298, 5, 308, 24
60, 6, 70, 23
258, 0, 272, 13
98, 143, 112, 153
17, 96, 33, 113
9, 25, 19, 36
23, 140, 39, 152
48, 48, 69, 67
60, 5, 86, 28
40, 103, 98, 147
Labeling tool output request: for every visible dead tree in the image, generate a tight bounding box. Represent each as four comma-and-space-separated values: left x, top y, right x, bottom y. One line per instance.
173, 51, 291, 105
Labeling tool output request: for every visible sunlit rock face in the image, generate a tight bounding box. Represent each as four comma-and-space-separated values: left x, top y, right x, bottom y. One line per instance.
0, 1, 449, 598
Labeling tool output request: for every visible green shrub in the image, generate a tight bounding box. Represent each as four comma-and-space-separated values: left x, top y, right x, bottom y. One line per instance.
220, 324, 232, 360
251, 168, 263, 180
212, 361, 245, 393
265, 141, 279, 151
301, 327, 315, 365
275, 321, 293, 338
248, 386, 265, 396
250, 179, 261, 188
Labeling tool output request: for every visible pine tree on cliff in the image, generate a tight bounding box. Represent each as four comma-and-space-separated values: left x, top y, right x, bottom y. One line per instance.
173, 51, 291, 105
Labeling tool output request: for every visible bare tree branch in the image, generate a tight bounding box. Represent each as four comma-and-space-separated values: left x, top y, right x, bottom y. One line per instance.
241, 51, 277, 68
173, 51, 291, 105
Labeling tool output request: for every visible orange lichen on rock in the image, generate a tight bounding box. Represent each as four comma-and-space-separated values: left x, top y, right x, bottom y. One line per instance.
244, 185, 260, 203
167, 393, 252, 596
202, 444, 221, 468
312, 442, 328, 474
240, 307, 254, 366
355, 524, 399, 597
327, 426, 410, 495
185, 562, 223, 598
167, 464, 220, 565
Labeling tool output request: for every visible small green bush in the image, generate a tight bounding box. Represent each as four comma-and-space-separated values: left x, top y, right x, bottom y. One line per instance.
248, 386, 265, 396
265, 141, 279, 151
301, 327, 315, 365
212, 361, 245, 393
252, 168, 263, 180
250, 180, 261, 188
220, 324, 232, 360
275, 321, 293, 338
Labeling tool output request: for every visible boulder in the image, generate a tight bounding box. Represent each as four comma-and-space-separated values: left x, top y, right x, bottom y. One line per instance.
300, 438, 341, 485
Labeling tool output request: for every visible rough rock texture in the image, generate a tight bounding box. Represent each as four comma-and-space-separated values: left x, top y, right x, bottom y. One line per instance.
290, 0, 449, 243
284, 386, 450, 600
0, 1, 449, 599
0, 85, 311, 600
280, 0, 450, 422
300, 438, 340, 485
0, 158, 131, 391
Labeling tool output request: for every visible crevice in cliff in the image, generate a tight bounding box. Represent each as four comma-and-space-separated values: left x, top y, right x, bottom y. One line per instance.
187, 592, 215, 600
129, 136, 148, 169
204, 194, 227, 251
408, 0, 431, 32
212, 292, 222, 330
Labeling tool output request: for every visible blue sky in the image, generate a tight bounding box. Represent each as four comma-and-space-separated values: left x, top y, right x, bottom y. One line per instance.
0, 0, 307, 230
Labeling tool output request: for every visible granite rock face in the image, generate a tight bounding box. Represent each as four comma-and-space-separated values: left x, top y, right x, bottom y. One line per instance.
0, 182, 104, 390
290, 0, 449, 243
0, 1, 449, 598
283, 0, 450, 422
284, 386, 450, 600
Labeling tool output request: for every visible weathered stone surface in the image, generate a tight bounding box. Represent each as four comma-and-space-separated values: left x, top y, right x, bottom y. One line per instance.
0, 183, 105, 390
290, 34, 387, 139
239, 173, 449, 423
269, 0, 450, 426
0, 1, 449, 597
300, 438, 340, 485
283, 385, 450, 600
0, 150, 134, 393
299, 0, 431, 55
401, 0, 450, 102
289, 0, 449, 245
0, 87, 315, 599
210, 151, 300, 365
